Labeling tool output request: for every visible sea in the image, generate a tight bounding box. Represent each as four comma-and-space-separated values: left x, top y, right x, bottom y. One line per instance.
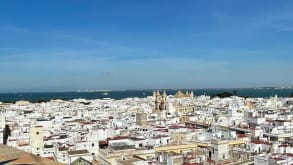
0, 88, 293, 103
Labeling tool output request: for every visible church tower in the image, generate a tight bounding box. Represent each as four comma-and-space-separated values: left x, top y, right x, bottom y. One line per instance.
154, 90, 168, 112
155, 91, 161, 111
161, 90, 167, 110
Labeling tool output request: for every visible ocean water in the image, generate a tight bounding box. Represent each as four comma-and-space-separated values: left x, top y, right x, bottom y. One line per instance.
0, 88, 292, 103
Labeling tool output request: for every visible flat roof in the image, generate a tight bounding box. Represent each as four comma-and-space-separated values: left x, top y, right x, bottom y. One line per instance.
110, 142, 135, 150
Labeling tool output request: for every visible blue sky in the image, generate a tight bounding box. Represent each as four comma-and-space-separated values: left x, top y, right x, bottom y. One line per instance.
0, 0, 293, 92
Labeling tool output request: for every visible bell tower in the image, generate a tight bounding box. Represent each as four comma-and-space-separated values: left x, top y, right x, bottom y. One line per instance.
161, 90, 167, 110
155, 91, 161, 111
154, 90, 168, 112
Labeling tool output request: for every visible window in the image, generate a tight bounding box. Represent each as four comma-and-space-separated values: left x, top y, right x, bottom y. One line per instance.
92, 143, 94, 147
36, 132, 39, 135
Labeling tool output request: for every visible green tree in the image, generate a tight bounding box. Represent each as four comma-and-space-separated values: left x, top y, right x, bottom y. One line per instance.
212, 92, 233, 98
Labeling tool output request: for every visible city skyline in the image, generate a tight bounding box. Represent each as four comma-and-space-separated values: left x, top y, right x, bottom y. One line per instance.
1, 0, 293, 92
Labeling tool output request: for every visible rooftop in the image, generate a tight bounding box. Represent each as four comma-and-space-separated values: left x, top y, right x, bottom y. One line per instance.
68, 150, 90, 155
0, 144, 64, 165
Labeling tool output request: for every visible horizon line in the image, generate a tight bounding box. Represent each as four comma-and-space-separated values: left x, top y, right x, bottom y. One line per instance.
1, 86, 292, 94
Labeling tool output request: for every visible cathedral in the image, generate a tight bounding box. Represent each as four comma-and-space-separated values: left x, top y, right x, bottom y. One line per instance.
175, 90, 194, 98
153, 90, 167, 112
